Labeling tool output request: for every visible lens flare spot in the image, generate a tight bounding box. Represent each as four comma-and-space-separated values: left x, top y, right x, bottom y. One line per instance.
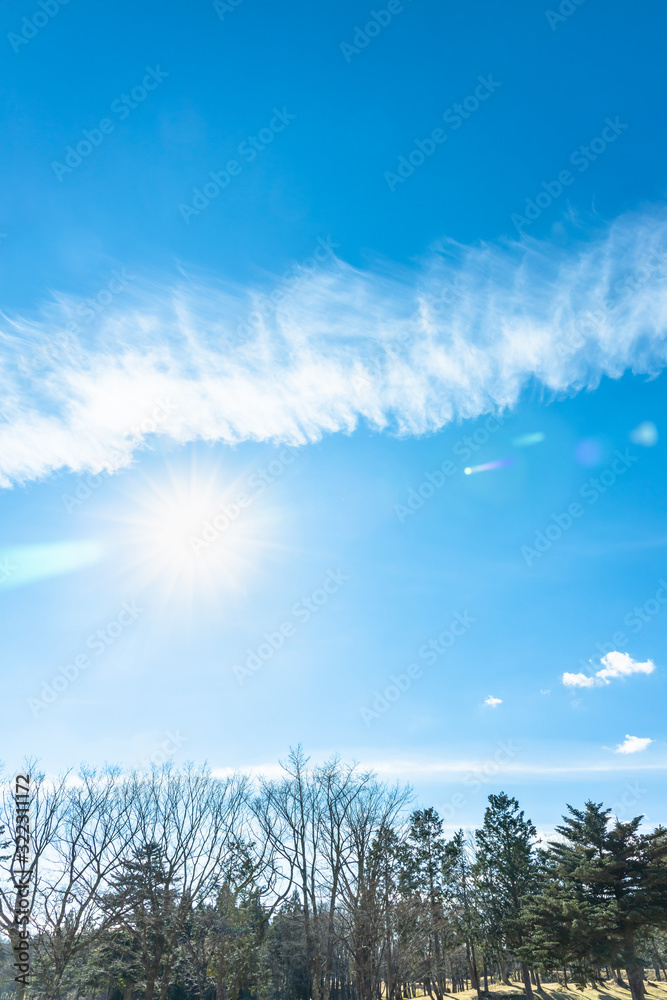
512, 432, 545, 447
0, 540, 104, 591
463, 458, 514, 475
574, 438, 605, 467
629, 421, 658, 447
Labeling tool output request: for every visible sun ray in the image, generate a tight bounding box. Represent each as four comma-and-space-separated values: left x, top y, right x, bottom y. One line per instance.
96, 453, 288, 618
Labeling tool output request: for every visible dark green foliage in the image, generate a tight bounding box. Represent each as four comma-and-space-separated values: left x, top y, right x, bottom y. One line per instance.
530, 802, 667, 1000
473, 793, 538, 995
261, 893, 311, 1000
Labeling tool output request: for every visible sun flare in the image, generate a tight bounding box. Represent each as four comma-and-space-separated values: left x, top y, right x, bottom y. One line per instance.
104, 458, 282, 613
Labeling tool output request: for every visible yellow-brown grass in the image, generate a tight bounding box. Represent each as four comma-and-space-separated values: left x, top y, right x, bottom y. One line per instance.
400, 981, 667, 1000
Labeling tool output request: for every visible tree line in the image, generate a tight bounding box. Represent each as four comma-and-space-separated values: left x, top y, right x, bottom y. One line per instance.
0, 748, 666, 1000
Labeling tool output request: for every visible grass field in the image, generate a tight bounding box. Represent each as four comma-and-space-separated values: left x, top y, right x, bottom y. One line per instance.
406, 981, 667, 1000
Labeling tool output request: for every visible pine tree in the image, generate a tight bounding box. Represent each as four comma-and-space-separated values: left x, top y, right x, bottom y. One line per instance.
400, 808, 449, 999
522, 844, 616, 988
444, 830, 482, 998
369, 825, 402, 1000
102, 841, 181, 1000
260, 892, 311, 1000
546, 802, 667, 1000
474, 793, 537, 998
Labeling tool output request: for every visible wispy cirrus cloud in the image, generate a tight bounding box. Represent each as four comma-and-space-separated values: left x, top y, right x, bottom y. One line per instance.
563, 651, 656, 689
213, 753, 667, 782
1, 209, 667, 487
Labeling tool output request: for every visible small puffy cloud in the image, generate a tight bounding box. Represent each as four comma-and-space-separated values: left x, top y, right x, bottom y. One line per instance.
562, 652, 656, 689
597, 651, 655, 683
562, 672, 596, 688
614, 735, 653, 755
484, 696, 502, 708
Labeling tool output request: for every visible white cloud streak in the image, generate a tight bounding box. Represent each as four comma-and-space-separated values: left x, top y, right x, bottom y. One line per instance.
213, 755, 667, 781
484, 695, 502, 707
1, 210, 667, 486
563, 651, 656, 688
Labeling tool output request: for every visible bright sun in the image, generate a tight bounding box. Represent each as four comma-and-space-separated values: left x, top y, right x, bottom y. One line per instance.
105, 457, 282, 613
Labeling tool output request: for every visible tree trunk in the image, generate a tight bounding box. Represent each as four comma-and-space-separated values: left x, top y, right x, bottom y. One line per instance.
385, 909, 393, 1000
500, 955, 511, 987
432, 931, 444, 1000
651, 948, 662, 982
215, 941, 227, 1000
620, 928, 645, 1000
158, 956, 173, 1000
467, 942, 481, 1000
626, 963, 646, 1000
521, 962, 533, 999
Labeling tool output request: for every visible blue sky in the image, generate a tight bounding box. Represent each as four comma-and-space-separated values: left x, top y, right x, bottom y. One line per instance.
1, 0, 666, 830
